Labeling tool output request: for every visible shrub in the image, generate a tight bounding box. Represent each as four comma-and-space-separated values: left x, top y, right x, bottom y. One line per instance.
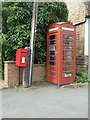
75, 69, 88, 83
1, 2, 68, 63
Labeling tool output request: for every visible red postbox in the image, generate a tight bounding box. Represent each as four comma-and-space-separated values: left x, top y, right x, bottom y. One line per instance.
46, 22, 76, 85
16, 48, 28, 67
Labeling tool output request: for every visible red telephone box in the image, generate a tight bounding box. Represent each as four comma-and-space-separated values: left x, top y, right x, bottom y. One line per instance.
16, 48, 28, 67
46, 22, 76, 85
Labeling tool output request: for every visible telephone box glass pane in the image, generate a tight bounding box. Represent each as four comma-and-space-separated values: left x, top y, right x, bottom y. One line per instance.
49, 46, 55, 50
49, 51, 55, 55
63, 40, 73, 45
50, 41, 56, 45
50, 35, 56, 40
50, 67, 56, 71
63, 67, 73, 71
63, 46, 73, 50
63, 35, 73, 39
49, 71, 56, 76
50, 62, 55, 65
50, 56, 55, 60
63, 51, 73, 55
63, 56, 73, 60
63, 61, 73, 66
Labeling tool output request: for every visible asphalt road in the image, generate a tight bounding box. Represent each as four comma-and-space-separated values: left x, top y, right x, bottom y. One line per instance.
1, 84, 88, 118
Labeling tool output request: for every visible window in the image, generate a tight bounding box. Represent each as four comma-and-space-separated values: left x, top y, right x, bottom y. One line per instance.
50, 56, 55, 60
63, 51, 73, 55
50, 35, 56, 40
49, 46, 56, 50
50, 62, 55, 65
63, 35, 73, 39
63, 46, 73, 50
49, 71, 56, 76
50, 67, 56, 71
49, 51, 55, 55
63, 56, 73, 60
63, 61, 73, 66
63, 40, 72, 45
50, 41, 56, 45
63, 67, 73, 71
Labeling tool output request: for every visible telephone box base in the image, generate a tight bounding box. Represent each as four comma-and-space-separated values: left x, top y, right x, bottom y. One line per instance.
47, 81, 74, 86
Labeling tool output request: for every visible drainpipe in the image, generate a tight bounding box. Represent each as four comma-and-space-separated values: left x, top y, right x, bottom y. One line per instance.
73, 16, 90, 26
73, 18, 86, 26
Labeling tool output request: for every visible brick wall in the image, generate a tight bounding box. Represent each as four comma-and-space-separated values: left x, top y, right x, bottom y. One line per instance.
4, 59, 88, 87
4, 61, 19, 86
4, 61, 46, 87
19, 64, 46, 84
32, 65, 46, 82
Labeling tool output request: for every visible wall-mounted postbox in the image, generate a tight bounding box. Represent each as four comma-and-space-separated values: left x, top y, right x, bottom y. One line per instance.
16, 48, 28, 67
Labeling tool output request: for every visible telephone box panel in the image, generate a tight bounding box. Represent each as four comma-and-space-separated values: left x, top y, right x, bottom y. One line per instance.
46, 22, 76, 85
16, 48, 28, 67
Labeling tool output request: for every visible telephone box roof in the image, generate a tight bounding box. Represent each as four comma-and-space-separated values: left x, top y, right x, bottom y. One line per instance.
48, 22, 75, 29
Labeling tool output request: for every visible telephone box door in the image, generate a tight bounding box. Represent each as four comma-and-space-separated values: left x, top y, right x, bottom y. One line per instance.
47, 32, 60, 84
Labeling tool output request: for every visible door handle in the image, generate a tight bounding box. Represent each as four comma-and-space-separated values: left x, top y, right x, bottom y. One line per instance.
55, 51, 58, 55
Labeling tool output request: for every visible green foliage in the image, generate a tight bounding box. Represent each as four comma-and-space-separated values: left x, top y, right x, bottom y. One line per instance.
43, 75, 46, 81
1, 2, 68, 63
75, 69, 88, 83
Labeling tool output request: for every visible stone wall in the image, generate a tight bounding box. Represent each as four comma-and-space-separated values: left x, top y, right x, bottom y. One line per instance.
66, 2, 86, 24
76, 24, 85, 56
76, 56, 88, 69
66, 2, 86, 56
84, 2, 90, 16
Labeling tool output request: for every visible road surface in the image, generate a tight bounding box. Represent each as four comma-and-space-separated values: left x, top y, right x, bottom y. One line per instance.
1, 83, 88, 118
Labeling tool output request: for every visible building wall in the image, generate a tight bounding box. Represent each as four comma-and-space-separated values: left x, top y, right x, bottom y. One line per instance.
66, 2, 86, 24
66, 2, 86, 56
85, 1, 90, 16
76, 24, 85, 56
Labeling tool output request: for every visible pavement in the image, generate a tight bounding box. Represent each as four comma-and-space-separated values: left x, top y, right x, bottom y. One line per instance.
0, 80, 8, 89
0, 81, 88, 118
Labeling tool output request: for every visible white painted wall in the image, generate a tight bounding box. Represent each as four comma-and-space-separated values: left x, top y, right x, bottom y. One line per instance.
85, 18, 90, 81
85, 18, 90, 56
88, 18, 90, 55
